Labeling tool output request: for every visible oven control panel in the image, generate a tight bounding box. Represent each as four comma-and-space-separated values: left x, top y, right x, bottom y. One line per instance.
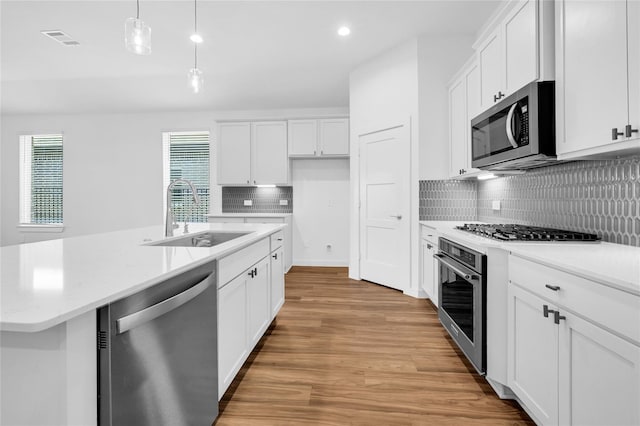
438, 238, 484, 274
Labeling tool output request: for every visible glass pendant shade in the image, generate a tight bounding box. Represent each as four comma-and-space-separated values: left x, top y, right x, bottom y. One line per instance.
188, 68, 203, 93
125, 17, 151, 55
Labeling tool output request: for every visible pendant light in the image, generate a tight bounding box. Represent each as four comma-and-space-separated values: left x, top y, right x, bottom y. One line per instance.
188, 0, 203, 93
125, 0, 151, 55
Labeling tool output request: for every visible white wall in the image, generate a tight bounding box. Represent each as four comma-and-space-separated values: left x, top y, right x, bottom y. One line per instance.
0, 107, 347, 247
291, 158, 349, 266
348, 35, 475, 296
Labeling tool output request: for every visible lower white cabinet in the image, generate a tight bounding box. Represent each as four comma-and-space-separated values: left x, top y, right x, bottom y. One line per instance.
217, 235, 286, 399
420, 226, 439, 305
508, 256, 640, 426
270, 246, 285, 318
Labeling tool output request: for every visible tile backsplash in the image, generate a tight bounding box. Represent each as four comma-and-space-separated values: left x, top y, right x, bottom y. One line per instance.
419, 155, 640, 247
222, 186, 293, 213
419, 180, 477, 221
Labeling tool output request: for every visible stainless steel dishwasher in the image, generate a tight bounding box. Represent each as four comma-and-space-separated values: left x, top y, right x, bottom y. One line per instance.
97, 261, 218, 426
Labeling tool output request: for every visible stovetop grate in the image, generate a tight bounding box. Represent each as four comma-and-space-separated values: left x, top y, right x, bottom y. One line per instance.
455, 224, 600, 242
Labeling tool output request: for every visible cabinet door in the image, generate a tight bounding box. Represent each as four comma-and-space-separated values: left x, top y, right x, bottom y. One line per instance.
420, 239, 438, 306
504, 0, 538, 94
218, 122, 251, 185
288, 119, 318, 156
508, 285, 559, 425
270, 247, 285, 318
628, 0, 640, 140
319, 118, 349, 156
251, 121, 288, 185
449, 77, 468, 178
558, 311, 640, 426
218, 275, 248, 398
478, 28, 504, 110
556, 0, 629, 155
247, 257, 271, 347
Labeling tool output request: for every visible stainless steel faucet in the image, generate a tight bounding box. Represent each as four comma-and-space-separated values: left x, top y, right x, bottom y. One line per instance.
165, 178, 200, 237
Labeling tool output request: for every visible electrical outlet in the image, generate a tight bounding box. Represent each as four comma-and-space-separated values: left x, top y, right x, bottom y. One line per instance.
279, 199, 288, 206
244, 200, 252, 206
492, 200, 501, 211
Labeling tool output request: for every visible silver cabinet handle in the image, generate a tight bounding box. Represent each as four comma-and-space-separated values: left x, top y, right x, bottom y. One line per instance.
506, 103, 519, 148
433, 253, 479, 283
545, 284, 561, 291
389, 214, 403, 220
612, 128, 624, 140
116, 274, 212, 334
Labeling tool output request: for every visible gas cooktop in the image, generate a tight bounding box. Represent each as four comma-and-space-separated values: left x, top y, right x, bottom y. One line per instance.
455, 223, 600, 242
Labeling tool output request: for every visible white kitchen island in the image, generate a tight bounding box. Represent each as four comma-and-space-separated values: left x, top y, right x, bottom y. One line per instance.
0, 222, 285, 426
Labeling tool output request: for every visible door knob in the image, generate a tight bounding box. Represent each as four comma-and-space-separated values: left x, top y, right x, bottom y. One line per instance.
389, 214, 403, 220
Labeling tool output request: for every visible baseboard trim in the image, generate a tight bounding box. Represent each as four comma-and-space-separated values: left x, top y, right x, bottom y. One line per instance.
403, 287, 429, 299
292, 260, 349, 267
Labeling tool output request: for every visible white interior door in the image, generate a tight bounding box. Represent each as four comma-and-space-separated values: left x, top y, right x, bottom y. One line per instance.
359, 125, 410, 291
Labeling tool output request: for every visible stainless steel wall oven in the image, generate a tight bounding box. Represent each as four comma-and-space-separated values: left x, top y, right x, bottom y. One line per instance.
434, 238, 487, 374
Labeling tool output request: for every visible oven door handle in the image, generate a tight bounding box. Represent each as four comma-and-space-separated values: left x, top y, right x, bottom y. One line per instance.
433, 253, 479, 283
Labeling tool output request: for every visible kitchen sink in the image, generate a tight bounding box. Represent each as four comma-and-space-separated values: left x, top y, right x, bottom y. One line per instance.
148, 231, 251, 247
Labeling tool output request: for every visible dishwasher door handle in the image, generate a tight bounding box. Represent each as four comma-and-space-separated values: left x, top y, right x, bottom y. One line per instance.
116, 274, 212, 335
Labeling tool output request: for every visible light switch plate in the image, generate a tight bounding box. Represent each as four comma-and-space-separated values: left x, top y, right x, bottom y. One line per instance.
279, 199, 288, 205
244, 200, 252, 206
492, 200, 501, 211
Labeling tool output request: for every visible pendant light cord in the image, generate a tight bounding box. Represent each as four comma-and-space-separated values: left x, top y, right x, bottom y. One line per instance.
194, 44, 198, 68
136, 0, 140, 19
194, 0, 198, 68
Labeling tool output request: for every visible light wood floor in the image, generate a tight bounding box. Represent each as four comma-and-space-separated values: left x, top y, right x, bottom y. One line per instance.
215, 267, 533, 425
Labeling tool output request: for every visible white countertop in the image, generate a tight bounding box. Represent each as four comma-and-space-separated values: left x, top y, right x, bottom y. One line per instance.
0, 222, 285, 332
207, 213, 292, 218
420, 221, 640, 296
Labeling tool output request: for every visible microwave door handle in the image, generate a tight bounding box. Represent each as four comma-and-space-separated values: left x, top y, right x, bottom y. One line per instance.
505, 103, 519, 149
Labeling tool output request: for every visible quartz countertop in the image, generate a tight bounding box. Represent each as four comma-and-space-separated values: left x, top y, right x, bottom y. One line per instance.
0, 222, 285, 332
420, 220, 640, 296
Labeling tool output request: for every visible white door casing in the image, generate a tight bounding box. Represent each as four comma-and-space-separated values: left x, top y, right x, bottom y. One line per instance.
358, 124, 410, 291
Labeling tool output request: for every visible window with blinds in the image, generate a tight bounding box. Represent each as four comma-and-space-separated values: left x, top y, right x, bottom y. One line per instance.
19, 134, 64, 224
162, 131, 210, 223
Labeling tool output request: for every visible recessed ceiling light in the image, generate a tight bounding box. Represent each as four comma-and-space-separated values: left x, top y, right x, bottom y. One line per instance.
190, 33, 203, 43
337, 26, 351, 37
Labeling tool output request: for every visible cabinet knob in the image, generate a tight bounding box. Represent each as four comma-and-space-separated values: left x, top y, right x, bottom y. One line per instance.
554, 311, 566, 325
248, 270, 255, 278
426, 244, 433, 250
493, 91, 505, 103
612, 128, 624, 140
625, 124, 638, 138
247, 180, 250, 184
545, 284, 561, 292
272, 253, 278, 259
543, 304, 556, 318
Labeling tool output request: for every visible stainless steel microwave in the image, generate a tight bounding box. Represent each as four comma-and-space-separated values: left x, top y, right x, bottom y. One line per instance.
471, 81, 556, 171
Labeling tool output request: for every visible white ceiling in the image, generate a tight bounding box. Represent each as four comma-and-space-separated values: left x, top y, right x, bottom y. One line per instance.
1, 0, 500, 115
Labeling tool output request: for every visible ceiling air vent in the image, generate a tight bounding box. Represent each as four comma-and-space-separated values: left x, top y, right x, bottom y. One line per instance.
41, 30, 80, 46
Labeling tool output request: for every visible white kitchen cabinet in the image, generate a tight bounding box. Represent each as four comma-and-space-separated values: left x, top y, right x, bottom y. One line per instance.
217, 121, 288, 185
209, 215, 292, 272
475, 0, 553, 110
556, 0, 640, 160
246, 257, 271, 347
217, 271, 248, 397
288, 118, 349, 157
448, 58, 481, 178
270, 235, 285, 318
420, 226, 439, 306
508, 255, 640, 425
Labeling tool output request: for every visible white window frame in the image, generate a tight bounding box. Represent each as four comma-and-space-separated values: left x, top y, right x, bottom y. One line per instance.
161, 131, 211, 224
18, 134, 64, 232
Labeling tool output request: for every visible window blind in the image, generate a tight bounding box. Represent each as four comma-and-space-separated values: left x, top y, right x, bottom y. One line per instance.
20, 135, 63, 224
168, 132, 210, 223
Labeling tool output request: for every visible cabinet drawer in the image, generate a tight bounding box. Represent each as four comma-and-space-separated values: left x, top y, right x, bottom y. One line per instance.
218, 238, 269, 287
509, 255, 640, 344
270, 230, 284, 251
420, 226, 438, 244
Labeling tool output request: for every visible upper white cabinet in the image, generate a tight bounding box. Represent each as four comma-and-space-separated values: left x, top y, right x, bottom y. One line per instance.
475, 0, 554, 110
288, 118, 349, 157
555, 0, 640, 160
217, 121, 288, 185
448, 58, 481, 178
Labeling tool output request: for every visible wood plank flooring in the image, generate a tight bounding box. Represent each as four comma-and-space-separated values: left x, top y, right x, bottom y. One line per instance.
215, 267, 533, 425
